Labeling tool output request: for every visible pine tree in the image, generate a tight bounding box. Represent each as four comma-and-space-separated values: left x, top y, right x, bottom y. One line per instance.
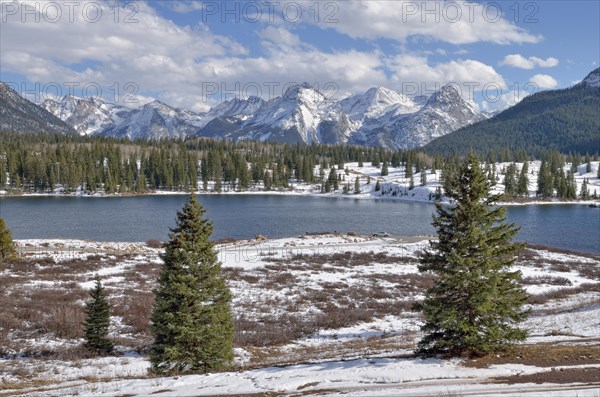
381, 161, 389, 176
420, 169, 427, 186
417, 152, 528, 357
375, 180, 381, 191
354, 176, 361, 194
83, 276, 113, 355
0, 217, 15, 260
585, 154, 592, 173
503, 163, 518, 197
150, 195, 234, 375
580, 178, 589, 200
328, 168, 338, 191
517, 162, 529, 197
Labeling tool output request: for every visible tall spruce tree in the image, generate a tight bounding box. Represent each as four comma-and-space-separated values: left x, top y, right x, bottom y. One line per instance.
517, 162, 529, 197
150, 195, 234, 375
354, 176, 361, 194
0, 217, 16, 260
83, 276, 113, 355
417, 152, 528, 357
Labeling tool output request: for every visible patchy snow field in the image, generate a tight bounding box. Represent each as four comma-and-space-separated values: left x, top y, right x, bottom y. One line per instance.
1, 235, 599, 396
11, 161, 600, 206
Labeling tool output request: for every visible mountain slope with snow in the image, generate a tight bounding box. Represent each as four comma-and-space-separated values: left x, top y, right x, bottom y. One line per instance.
351, 85, 487, 149
197, 83, 483, 148
42, 97, 206, 140
576, 67, 600, 88
41, 96, 129, 136
0, 83, 75, 135
25, 84, 486, 148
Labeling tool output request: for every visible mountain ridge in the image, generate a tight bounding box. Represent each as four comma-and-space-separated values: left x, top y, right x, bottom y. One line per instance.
0, 82, 76, 136
424, 67, 600, 155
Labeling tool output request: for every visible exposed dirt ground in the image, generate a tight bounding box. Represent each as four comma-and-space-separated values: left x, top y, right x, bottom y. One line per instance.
493, 367, 600, 384
465, 343, 600, 368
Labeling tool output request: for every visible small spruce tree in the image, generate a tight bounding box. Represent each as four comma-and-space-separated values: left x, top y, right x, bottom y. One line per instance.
417, 152, 528, 357
83, 276, 113, 355
381, 161, 389, 176
354, 176, 361, 194
150, 195, 234, 375
0, 217, 15, 260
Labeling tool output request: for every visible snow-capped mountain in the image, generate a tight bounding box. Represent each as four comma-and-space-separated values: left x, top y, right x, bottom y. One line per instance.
202, 96, 265, 124
103, 100, 204, 140
197, 83, 352, 144
0, 83, 75, 135
42, 96, 206, 140
237, 83, 336, 144
576, 67, 600, 88
350, 84, 487, 149
340, 86, 417, 121
41, 96, 128, 136
38, 83, 487, 148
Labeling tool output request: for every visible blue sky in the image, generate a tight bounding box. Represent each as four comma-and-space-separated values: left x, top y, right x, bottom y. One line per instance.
1, 0, 598, 112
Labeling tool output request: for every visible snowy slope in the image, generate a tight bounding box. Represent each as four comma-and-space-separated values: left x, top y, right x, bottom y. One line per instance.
576, 67, 600, 88
42, 97, 206, 139
340, 86, 417, 121
41, 96, 129, 136
38, 84, 488, 147
0, 83, 75, 135
352, 84, 488, 149
239, 83, 335, 144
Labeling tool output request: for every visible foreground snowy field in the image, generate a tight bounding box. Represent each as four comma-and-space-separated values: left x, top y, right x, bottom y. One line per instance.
1, 235, 599, 396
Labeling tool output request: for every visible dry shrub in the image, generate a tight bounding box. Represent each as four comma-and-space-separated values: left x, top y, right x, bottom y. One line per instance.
521, 275, 572, 286
213, 237, 238, 245
146, 239, 163, 249
45, 304, 85, 339
527, 283, 598, 304
113, 292, 154, 336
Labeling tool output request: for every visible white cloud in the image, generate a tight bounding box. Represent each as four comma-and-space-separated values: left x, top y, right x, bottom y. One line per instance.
0, 0, 510, 111
295, 0, 540, 45
530, 74, 558, 89
479, 89, 529, 112
500, 54, 559, 69
387, 55, 506, 101
167, 1, 205, 14
258, 26, 301, 47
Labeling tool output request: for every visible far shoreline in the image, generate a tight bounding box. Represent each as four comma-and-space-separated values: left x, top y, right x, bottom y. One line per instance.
1, 188, 598, 207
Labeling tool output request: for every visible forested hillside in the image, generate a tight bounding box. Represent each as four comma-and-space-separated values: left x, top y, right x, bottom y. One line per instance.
424, 84, 600, 156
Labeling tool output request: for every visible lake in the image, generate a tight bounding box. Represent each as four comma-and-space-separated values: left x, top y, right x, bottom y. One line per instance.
0, 195, 598, 253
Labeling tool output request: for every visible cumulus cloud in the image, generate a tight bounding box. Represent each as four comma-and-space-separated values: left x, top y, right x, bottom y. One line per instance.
479, 89, 530, 112
530, 74, 558, 89
386, 55, 506, 101
1, 0, 512, 111
500, 54, 559, 69
167, 1, 205, 14
258, 26, 302, 47
295, 0, 540, 45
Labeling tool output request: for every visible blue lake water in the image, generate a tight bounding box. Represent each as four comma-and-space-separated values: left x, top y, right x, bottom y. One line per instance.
0, 195, 598, 253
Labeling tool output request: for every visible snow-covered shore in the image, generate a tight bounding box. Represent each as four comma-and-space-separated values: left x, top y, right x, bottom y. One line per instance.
2, 161, 599, 206
2, 235, 599, 396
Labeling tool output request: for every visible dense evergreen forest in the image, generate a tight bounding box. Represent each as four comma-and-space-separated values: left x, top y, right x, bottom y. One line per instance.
0, 132, 597, 200
424, 85, 600, 156
0, 132, 431, 194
